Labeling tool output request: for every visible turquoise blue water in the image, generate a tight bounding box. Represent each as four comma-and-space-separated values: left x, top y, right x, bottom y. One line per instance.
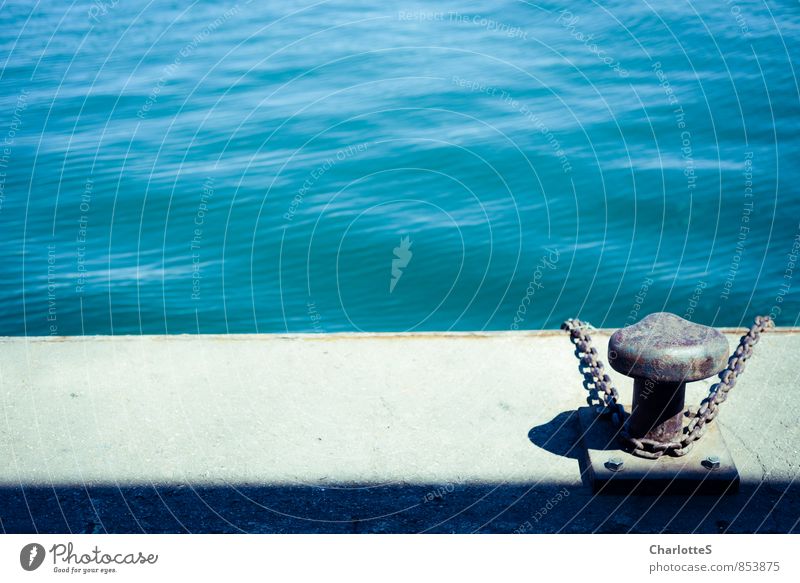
1, 1, 798, 335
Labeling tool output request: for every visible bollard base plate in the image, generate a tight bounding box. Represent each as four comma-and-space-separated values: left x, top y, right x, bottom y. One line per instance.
577, 406, 739, 495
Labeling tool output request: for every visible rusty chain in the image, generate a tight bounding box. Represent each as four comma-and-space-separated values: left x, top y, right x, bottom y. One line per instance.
561, 315, 774, 459
561, 319, 626, 427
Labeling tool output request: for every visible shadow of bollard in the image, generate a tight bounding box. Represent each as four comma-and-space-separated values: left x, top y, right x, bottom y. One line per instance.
527, 411, 583, 460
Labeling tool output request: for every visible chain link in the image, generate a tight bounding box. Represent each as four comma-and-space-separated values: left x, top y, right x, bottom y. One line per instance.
561, 316, 773, 459
561, 319, 626, 427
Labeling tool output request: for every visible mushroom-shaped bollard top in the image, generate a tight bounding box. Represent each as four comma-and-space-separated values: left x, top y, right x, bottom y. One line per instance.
608, 312, 729, 383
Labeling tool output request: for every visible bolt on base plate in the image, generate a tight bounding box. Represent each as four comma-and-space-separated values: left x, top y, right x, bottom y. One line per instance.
577, 406, 739, 495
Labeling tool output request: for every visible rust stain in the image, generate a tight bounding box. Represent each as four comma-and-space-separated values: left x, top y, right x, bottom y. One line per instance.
2, 327, 799, 344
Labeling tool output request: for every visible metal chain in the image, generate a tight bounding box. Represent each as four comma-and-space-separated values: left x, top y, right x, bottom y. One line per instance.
676, 315, 774, 452
561, 315, 773, 459
561, 319, 626, 427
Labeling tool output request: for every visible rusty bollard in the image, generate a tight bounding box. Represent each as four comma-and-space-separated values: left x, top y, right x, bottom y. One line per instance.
608, 313, 729, 445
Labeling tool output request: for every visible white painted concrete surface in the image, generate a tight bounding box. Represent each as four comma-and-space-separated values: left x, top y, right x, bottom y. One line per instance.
1, 330, 798, 533
1, 330, 797, 486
